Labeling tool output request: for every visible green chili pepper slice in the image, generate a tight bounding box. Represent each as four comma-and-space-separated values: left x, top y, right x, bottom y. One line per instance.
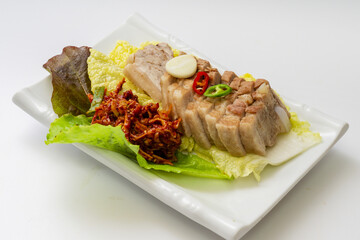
203, 84, 232, 98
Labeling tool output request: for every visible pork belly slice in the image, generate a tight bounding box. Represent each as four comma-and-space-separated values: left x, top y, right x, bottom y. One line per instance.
250, 83, 289, 144
160, 72, 176, 110
124, 43, 173, 101
167, 82, 180, 119
239, 112, 267, 155
203, 72, 239, 150
205, 100, 231, 150
172, 80, 194, 137
162, 57, 209, 112
185, 102, 212, 149
216, 114, 246, 156
196, 98, 216, 144
252, 82, 290, 131
243, 100, 281, 150
216, 93, 252, 156
239, 82, 290, 155
254, 78, 290, 119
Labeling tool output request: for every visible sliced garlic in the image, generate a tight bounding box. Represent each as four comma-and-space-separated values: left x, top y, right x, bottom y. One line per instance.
166, 55, 197, 79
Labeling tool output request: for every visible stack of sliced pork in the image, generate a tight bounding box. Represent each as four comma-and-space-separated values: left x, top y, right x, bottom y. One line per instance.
124, 43, 291, 157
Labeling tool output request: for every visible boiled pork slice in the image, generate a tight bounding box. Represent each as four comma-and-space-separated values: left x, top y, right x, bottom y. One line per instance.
215, 93, 253, 156
167, 82, 182, 119
204, 73, 238, 150
172, 80, 194, 137
239, 80, 289, 155
205, 99, 231, 150
185, 102, 212, 149
216, 114, 246, 156
123, 43, 173, 101
160, 72, 176, 110
196, 98, 216, 144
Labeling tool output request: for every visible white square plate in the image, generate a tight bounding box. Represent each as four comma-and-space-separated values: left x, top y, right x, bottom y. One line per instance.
12, 13, 348, 240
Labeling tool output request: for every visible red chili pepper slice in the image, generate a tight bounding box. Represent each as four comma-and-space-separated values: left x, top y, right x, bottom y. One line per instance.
192, 72, 209, 95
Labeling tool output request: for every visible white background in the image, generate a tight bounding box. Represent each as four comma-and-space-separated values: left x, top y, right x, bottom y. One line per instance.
1, 0, 359, 239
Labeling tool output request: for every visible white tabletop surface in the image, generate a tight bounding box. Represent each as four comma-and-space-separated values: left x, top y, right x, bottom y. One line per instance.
1, 0, 359, 239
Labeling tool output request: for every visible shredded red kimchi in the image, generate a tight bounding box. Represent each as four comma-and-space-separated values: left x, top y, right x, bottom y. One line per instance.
91, 80, 182, 165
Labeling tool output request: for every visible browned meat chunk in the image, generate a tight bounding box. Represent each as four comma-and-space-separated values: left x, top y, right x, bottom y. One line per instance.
207, 69, 221, 86
245, 102, 265, 113
236, 94, 254, 106
226, 104, 245, 117
237, 81, 255, 95
229, 77, 244, 90
197, 58, 211, 71
221, 71, 236, 84
124, 43, 173, 101
226, 93, 254, 117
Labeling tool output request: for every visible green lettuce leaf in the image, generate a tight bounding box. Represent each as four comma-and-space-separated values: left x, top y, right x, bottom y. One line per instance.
87, 86, 105, 115
43, 46, 92, 116
45, 114, 229, 179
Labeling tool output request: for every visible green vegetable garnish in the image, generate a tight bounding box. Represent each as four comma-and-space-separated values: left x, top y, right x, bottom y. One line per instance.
87, 86, 105, 115
203, 84, 232, 98
45, 114, 230, 179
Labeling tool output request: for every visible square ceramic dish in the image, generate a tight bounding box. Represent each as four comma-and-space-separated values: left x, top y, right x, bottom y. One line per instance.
12, 13, 348, 240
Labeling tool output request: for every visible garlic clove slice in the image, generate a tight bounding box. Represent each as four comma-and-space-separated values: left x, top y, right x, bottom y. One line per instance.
166, 55, 197, 79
